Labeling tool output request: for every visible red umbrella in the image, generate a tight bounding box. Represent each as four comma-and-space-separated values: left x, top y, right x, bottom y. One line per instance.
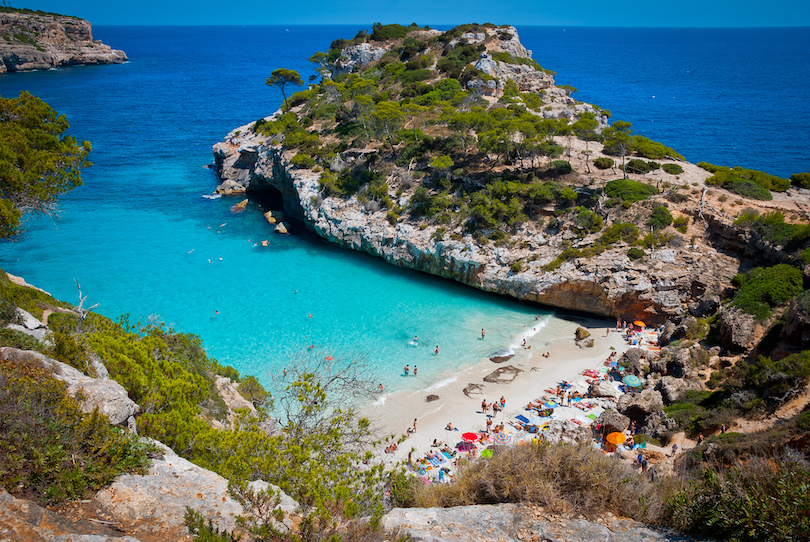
461, 432, 479, 443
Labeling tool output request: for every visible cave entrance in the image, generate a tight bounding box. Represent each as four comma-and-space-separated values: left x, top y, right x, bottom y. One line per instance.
249, 186, 285, 212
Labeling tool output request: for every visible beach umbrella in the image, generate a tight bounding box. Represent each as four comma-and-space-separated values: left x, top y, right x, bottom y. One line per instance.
493, 432, 513, 445
480, 448, 493, 458
544, 400, 559, 409
606, 432, 626, 445
623, 374, 643, 388
461, 432, 479, 443
633, 321, 646, 328
457, 441, 476, 451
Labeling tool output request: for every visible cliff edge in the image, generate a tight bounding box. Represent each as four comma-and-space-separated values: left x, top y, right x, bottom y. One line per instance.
0, 8, 126, 73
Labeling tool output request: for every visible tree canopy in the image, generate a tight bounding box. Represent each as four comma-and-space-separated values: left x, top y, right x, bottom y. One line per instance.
0, 91, 90, 237
266, 69, 304, 112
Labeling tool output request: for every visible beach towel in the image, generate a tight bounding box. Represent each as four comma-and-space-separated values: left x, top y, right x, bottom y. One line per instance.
516, 414, 530, 424
442, 451, 453, 460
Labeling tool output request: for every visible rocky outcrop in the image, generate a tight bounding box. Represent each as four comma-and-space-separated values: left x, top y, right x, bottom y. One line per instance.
656, 376, 703, 405
618, 348, 654, 376
382, 503, 703, 542
618, 389, 664, 423
332, 42, 387, 75
718, 306, 760, 351
595, 410, 630, 434
93, 440, 298, 542
782, 291, 810, 346
0, 487, 144, 542
0, 10, 126, 73
0, 347, 139, 426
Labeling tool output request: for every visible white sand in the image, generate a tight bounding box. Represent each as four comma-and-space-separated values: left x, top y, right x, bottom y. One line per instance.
361, 315, 636, 469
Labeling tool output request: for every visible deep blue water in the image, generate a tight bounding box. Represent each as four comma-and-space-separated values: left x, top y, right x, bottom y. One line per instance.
0, 25, 807, 391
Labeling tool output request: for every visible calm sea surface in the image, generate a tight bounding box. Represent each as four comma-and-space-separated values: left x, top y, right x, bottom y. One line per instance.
0, 25, 807, 390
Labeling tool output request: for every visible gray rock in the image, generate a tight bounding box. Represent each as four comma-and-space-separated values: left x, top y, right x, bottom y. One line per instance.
543, 420, 592, 445
718, 306, 760, 351
656, 376, 703, 405
589, 381, 619, 398
15, 307, 44, 329
618, 348, 653, 376
5, 323, 49, 342
93, 440, 298, 540
575, 327, 591, 341
0, 348, 138, 426
383, 503, 703, 542
782, 291, 810, 346
640, 411, 678, 440
594, 410, 630, 434
618, 389, 664, 422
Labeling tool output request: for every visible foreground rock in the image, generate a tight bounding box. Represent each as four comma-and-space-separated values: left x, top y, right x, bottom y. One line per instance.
383, 503, 706, 541
0, 347, 139, 426
0, 487, 143, 542
0, 9, 126, 73
93, 440, 298, 542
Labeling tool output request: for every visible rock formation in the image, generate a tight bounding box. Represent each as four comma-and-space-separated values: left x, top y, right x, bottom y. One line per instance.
0, 9, 126, 73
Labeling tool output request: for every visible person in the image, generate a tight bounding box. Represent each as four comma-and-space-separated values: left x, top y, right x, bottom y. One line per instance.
404, 365, 409, 376
445, 422, 455, 431
481, 328, 485, 340
432, 439, 440, 447
696, 434, 704, 445
637, 452, 644, 466
720, 424, 727, 434
379, 383, 384, 392
522, 338, 527, 348
499, 396, 506, 408
413, 418, 418, 433
413, 335, 418, 343
486, 418, 493, 432
413, 365, 418, 376
671, 443, 678, 456
435, 345, 440, 355
481, 399, 488, 414
213, 310, 219, 317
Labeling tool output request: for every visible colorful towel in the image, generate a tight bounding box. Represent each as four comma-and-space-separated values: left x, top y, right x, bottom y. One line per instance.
516, 414, 530, 424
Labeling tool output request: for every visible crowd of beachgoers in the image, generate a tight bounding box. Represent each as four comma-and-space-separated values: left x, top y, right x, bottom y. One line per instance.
374, 320, 677, 484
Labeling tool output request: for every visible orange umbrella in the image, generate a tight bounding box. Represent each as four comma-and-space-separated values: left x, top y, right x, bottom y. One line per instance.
633, 321, 646, 328
606, 432, 626, 445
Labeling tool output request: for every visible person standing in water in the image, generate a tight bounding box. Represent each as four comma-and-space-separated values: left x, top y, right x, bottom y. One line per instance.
481, 328, 485, 340
434, 345, 440, 355
404, 365, 409, 376
413, 365, 418, 376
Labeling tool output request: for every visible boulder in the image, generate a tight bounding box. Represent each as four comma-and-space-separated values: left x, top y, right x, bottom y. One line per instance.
639, 411, 677, 440
657, 321, 677, 346
264, 210, 277, 224
660, 347, 694, 378
214, 179, 246, 195
782, 291, 810, 347
230, 199, 248, 212
93, 440, 298, 541
15, 308, 45, 330
582, 338, 594, 348
542, 420, 592, 445
594, 410, 630, 434
0, 347, 139, 426
617, 348, 654, 376
275, 222, 289, 234
383, 502, 698, 542
0, 487, 143, 542
656, 376, 703, 405
618, 389, 664, 423
426, 394, 439, 402
588, 381, 618, 398
574, 327, 591, 341
718, 306, 760, 351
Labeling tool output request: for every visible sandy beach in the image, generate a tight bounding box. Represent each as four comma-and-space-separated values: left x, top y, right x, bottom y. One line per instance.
362, 314, 634, 471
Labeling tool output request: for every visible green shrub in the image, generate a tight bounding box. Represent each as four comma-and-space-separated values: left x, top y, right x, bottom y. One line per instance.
0, 358, 153, 505
551, 160, 572, 175
673, 215, 689, 233
624, 158, 652, 174
600, 222, 640, 245
791, 172, 810, 189
631, 135, 684, 160
370, 23, 413, 41
290, 154, 316, 169
730, 264, 804, 320
399, 68, 432, 84
604, 179, 659, 202
648, 205, 673, 230
575, 207, 603, 233
734, 209, 810, 248
627, 247, 645, 260
662, 163, 684, 175
701, 162, 789, 195
593, 157, 614, 170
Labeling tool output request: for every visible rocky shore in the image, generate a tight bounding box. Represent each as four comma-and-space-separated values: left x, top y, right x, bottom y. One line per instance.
0, 9, 126, 73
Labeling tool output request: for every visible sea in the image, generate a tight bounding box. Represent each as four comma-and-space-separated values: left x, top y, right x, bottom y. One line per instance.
0, 25, 807, 393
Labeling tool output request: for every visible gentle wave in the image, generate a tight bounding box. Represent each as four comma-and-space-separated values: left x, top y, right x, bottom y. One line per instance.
423, 376, 458, 393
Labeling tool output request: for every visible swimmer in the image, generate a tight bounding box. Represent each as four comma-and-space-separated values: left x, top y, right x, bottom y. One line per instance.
213, 310, 219, 317
413, 335, 418, 342
308, 313, 312, 318
219, 257, 223, 261
208, 259, 212, 264
283, 368, 287, 377
435, 345, 439, 355
188, 249, 194, 253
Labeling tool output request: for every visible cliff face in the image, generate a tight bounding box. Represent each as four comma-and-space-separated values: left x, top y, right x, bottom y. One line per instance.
0, 10, 126, 73
213, 132, 738, 325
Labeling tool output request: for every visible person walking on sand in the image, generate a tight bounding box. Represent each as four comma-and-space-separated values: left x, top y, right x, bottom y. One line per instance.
481, 399, 488, 415
413, 418, 417, 433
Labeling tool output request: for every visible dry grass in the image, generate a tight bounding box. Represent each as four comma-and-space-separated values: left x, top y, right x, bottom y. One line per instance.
412, 441, 680, 524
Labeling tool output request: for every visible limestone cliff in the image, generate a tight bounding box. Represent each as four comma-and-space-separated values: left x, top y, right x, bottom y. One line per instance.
0, 9, 126, 73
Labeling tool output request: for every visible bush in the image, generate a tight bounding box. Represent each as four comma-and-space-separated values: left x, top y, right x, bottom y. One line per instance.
604, 179, 659, 202
0, 358, 153, 504
290, 154, 315, 169
734, 209, 810, 248
551, 160, 572, 175
701, 162, 788, 195
600, 222, 639, 245
593, 157, 614, 170
791, 172, 810, 189
624, 158, 652, 174
575, 207, 603, 233
627, 247, 645, 260
399, 68, 432, 84
648, 205, 673, 230
673, 215, 689, 233
662, 163, 684, 175
730, 264, 804, 320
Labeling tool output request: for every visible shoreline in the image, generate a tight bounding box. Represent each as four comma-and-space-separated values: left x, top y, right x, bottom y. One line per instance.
361, 314, 629, 469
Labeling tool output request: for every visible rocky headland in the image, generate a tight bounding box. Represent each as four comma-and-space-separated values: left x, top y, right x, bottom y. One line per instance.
0, 8, 126, 74
212, 24, 809, 325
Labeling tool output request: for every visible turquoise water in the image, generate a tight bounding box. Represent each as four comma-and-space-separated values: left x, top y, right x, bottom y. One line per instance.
1, 25, 807, 393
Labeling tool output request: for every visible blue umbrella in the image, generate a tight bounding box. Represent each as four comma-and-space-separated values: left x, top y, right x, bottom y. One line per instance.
624, 374, 643, 388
